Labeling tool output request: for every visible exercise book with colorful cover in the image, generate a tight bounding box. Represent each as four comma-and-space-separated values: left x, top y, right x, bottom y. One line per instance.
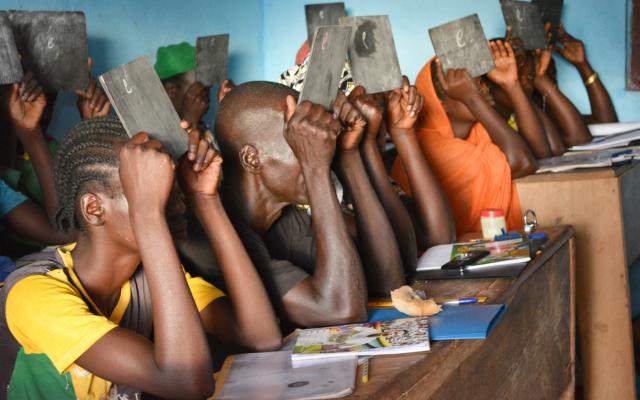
292, 317, 430, 361
417, 240, 530, 271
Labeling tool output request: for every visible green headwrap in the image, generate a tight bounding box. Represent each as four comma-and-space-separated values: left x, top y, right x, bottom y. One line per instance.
154, 42, 196, 80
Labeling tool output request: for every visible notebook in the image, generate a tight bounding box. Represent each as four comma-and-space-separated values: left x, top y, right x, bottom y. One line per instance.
195, 34, 229, 87
536, 147, 640, 173
339, 15, 403, 93
6, 10, 88, 91
215, 351, 357, 400
298, 25, 352, 110
501, 0, 547, 50
292, 317, 430, 361
98, 56, 188, 159
0, 13, 23, 85
428, 14, 495, 78
367, 304, 506, 340
568, 129, 640, 151
417, 240, 531, 271
589, 122, 640, 136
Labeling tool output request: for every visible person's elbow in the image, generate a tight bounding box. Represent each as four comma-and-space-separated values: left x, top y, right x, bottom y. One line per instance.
509, 154, 538, 179
242, 334, 283, 352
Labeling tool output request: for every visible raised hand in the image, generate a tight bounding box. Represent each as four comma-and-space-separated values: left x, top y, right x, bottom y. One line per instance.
386, 76, 423, 133
349, 86, 383, 144
181, 82, 210, 126
119, 133, 176, 213
178, 132, 223, 199
76, 58, 110, 120
487, 40, 519, 88
217, 79, 235, 104
556, 25, 586, 66
283, 96, 342, 171
181, 120, 218, 172
333, 92, 366, 152
534, 47, 553, 78
434, 58, 478, 104
8, 71, 46, 131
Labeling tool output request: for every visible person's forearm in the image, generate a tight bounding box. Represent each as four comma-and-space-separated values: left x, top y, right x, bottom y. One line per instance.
361, 138, 417, 274
190, 194, 281, 350
15, 127, 57, 219
534, 75, 592, 146
574, 61, 618, 123
464, 94, 537, 177
303, 165, 367, 317
501, 83, 550, 159
390, 129, 456, 246
130, 210, 212, 388
534, 105, 566, 156
337, 151, 403, 295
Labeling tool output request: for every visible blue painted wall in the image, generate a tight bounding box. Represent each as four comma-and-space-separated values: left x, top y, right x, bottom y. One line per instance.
5, 0, 638, 137
263, 0, 640, 122
4, 0, 264, 138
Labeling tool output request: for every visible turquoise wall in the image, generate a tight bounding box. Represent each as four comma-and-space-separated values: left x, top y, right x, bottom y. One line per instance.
4, 0, 638, 138
263, 0, 640, 122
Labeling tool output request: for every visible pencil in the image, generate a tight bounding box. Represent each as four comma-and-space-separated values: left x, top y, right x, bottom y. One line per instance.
361, 357, 370, 384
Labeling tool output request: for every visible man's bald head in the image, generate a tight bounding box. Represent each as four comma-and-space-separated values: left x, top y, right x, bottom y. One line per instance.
215, 81, 299, 170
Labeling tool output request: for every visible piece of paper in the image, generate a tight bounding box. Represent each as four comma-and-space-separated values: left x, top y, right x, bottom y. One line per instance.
98, 57, 188, 159
428, 14, 495, 78
216, 351, 357, 400
0, 13, 23, 85
195, 34, 229, 87
568, 129, 640, 152
6, 10, 88, 91
501, 1, 547, 50
305, 2, 346, 44
588, 122, 640, 136
339, 15, 402, 93
417, 244, 453, 271
298, 25, 352, 110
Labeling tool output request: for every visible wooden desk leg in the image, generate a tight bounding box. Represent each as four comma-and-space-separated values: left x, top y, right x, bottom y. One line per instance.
561, 237, 577, 400
517, 178, 636, 400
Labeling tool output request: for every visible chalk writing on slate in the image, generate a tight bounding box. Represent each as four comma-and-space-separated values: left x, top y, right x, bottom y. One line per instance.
195, 34, 229, 87
98, 57, 188, 159
305, 3, 346, 44
429, 14, 495, 78
7, 11, 88, 91
532, 0, 563, 39
299, 25, 352, 110
0, 13, 23, 85
501, 1, 548, 50
339, 15, 402, 94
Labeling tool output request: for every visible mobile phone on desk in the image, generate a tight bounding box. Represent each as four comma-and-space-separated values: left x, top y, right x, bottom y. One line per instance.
441, 250, 489, 270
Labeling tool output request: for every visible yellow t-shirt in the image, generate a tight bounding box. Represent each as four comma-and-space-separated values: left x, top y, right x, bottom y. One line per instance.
5, 243, 224, 400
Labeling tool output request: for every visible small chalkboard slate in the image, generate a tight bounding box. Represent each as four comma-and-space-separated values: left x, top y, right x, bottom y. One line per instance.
298, 25, 352, 110
305, 2, 346, 43
339, 15, 402, 94
98, 57, 188, 159
533, 0, 563, 35
0, 13, 22, 85
428, 14, 495, 78
501, 1, 547, 50
6, 11, 88, 92
195, 34, 229, 87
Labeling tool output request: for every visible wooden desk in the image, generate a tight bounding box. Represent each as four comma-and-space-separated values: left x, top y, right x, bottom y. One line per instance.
213, 226, 575, 400
516, 162, 640, 400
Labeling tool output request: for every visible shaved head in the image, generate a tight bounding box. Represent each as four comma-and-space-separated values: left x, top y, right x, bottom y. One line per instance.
215, 81, 299, 170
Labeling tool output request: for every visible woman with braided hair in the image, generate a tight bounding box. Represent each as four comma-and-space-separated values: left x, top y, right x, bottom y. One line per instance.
0, 117, 281, 400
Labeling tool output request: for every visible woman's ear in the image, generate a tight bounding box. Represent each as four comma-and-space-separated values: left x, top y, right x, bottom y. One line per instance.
239, 144, 261, 173
79, 192, 106, 228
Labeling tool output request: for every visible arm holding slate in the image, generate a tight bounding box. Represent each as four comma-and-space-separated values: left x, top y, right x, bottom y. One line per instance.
351, 86, 419, 272
281, 98, 367, 327
333, 92, 404, 296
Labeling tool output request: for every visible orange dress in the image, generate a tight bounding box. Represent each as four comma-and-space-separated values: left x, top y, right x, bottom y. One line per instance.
391, 58, 523, 236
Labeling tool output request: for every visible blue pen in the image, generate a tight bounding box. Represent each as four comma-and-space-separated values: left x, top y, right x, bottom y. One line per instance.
441, 296, 487, 306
